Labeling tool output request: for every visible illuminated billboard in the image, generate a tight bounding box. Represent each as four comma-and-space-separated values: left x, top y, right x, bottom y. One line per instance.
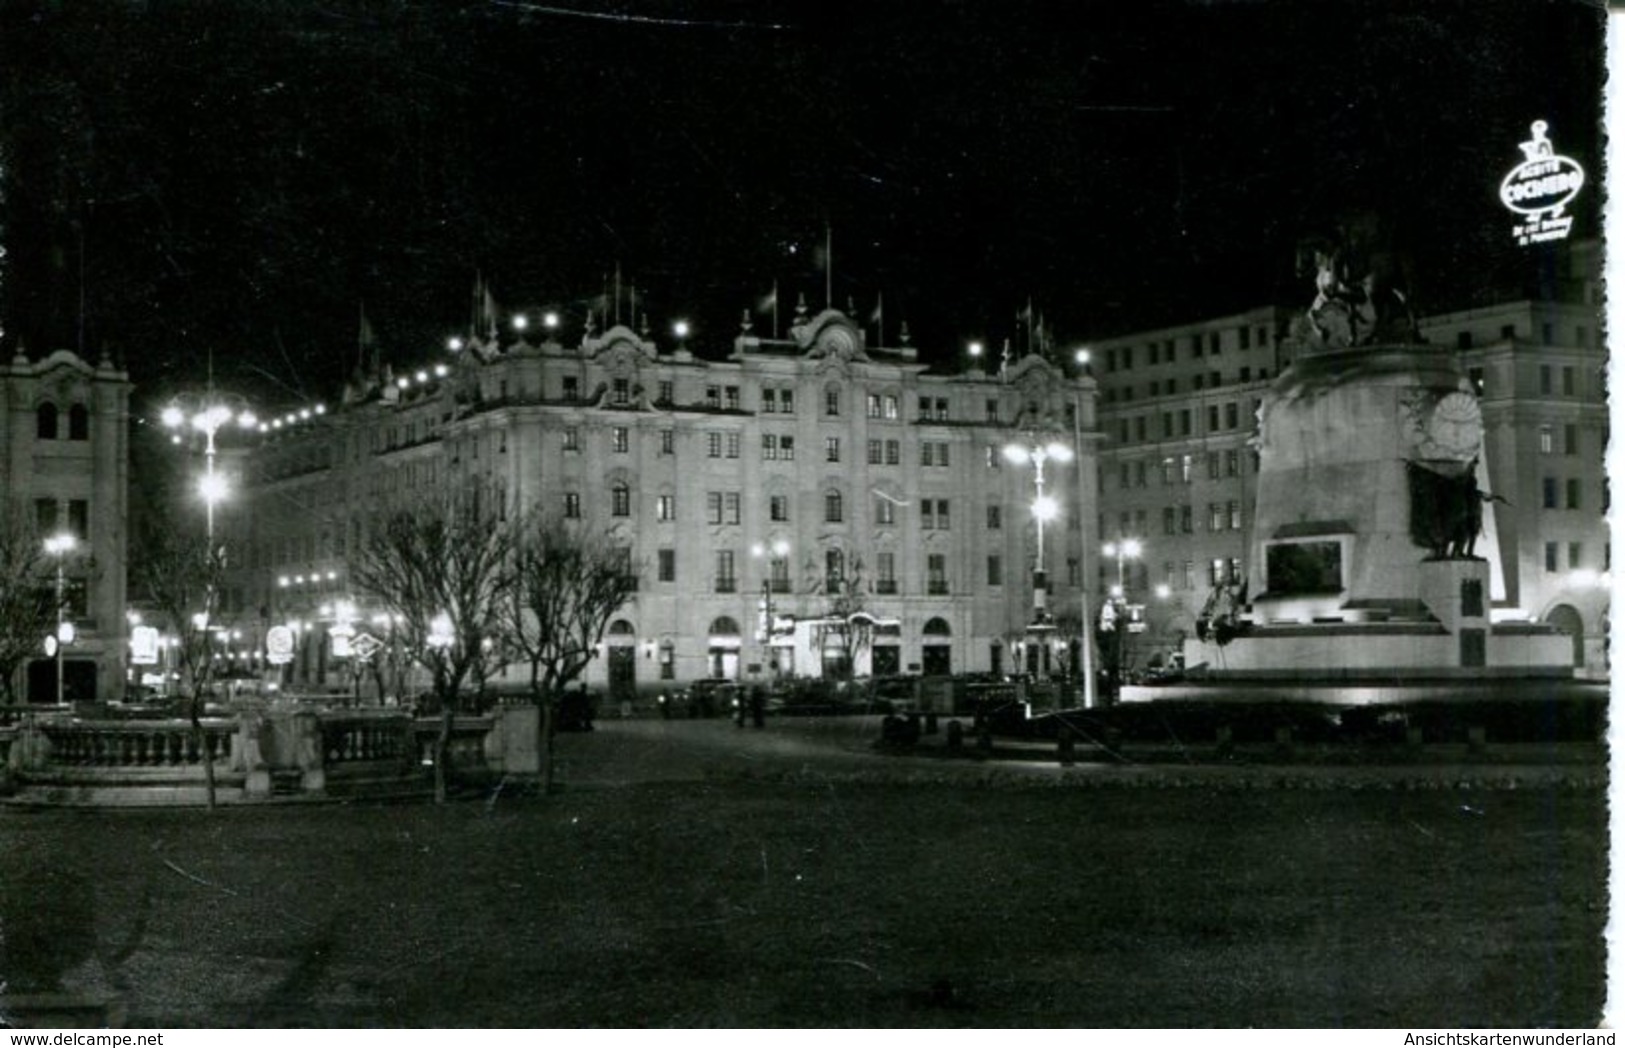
1500, 120, 1585, 246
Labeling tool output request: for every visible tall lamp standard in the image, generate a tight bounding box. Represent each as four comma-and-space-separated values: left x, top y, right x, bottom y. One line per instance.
1003, 439, 1074, 630
1072, 346, 1097, 707
750, 539, 791, 679
161, 398, 258, 546
1101, 538, 1143, 702
44, 532, 77, 705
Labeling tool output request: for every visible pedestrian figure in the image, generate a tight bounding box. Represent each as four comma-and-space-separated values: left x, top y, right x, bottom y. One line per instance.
749, 684, 765, 729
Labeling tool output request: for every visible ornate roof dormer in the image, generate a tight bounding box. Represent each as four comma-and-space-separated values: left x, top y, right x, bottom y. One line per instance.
791, 310, 869, 365
583, 324, 658, 367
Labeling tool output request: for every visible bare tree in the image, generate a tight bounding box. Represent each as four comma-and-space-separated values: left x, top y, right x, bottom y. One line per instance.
0, 512, 55, 706
349, 494, 515, 803
129, 513, 227, 807
498, 510, 636, 793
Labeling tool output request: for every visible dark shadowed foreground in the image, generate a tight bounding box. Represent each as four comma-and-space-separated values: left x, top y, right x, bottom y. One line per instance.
0, 720, 1604, 1028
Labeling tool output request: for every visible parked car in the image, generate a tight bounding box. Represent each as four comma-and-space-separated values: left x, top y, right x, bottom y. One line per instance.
865, 675, 923, 714
675, 678, 738, 718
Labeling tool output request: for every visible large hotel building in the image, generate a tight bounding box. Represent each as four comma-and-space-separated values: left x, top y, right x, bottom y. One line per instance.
224, 304, 1100, 697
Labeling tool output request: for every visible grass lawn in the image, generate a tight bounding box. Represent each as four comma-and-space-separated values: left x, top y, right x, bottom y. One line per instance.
0, 778, 1604, 1028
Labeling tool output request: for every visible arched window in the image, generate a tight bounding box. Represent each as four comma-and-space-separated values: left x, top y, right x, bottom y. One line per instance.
36, 402, 58, 440
708, 616, 740, 637
608, 619, 636, 636
923, 617, 952, 637
67, 404, 89, 441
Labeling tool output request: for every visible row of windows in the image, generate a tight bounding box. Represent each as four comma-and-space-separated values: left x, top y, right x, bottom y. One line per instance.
1542, 541, 1607, 572
1104, 369, 1270, 404
1147, 502, 1245, 535
557, 425, 966, 466
1541, 477, 1591, 511
568, 489, 1029, 530
1103, 324, 1276, 373
34, 498, 90, 539
719, 384, 961, 420
1453, 324, 1595, 351
510, 372, 1050, 424
1116, 449, 1253, 488
1537, 424, 1584, 456
35, 403, 91, 441
552, 424, 1034, 473
1111, 401, 1257, 446
697, 548, 955, 595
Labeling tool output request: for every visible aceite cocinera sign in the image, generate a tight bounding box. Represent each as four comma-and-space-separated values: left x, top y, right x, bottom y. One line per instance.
1500, 120, 1585, 246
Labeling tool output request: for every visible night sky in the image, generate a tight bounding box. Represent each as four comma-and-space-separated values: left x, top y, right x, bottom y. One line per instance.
0, 0, 1607, 409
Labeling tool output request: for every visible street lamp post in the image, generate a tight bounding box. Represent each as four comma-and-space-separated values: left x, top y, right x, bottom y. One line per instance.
161, 398, 258, 547
1101, 538, 1143, 702
1072, 347, 1097, 707
750, 539, 791, 679
1003, 439, 1074, 630
162, 393, 257, 706
44, 532, 77, 705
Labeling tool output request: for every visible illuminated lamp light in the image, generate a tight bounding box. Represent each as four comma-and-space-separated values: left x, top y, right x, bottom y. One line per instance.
543, 311, 560, 330
415, 370, 428, 382
448, 336, 464, 352
197, 472, 229, 506
512, 314, 529, 331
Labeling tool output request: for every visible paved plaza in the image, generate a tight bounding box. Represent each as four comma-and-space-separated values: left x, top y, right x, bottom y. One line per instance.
0, 714, 1605, 1028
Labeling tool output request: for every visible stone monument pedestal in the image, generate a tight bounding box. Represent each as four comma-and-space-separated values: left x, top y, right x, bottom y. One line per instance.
1141, 338, 1573, 707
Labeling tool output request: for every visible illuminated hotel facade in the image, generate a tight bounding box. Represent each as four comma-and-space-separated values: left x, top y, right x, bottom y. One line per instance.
228, 305, 1101, 696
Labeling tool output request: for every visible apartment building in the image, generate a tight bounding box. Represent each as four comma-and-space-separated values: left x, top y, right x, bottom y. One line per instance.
0, 347, 132, 703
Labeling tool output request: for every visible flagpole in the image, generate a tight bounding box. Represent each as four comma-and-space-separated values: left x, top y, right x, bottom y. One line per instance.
825, 223, 833, 310
772, 279, 780, 340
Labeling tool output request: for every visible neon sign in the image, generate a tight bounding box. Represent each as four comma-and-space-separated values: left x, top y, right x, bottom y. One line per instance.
1499, 120, 1585, 246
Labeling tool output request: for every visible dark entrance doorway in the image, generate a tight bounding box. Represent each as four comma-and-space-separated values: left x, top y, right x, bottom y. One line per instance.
921, 616, 952, 676
871, 645, 900, 676
605, 619, 637, 699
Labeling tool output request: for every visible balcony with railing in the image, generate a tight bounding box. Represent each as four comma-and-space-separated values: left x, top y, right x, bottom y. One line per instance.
714, 577, 737, 593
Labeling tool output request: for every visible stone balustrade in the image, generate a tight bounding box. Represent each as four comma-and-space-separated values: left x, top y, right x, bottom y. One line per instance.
37, 719, 236, 769
2, 706, 509, 806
